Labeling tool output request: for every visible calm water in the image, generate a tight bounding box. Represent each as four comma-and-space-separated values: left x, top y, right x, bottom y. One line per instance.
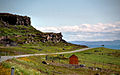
69, 40, 120, 50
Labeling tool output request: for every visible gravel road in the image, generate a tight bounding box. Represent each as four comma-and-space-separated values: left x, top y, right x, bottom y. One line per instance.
0, 48, 92, 62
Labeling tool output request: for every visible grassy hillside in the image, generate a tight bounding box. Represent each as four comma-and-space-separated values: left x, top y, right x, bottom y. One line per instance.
0, 19, 87, 56
63, 47, 120, 70
0, 21, 41, 37
0, 20, 43, 45
0, 41, 84, 56
0, 47, 120, 75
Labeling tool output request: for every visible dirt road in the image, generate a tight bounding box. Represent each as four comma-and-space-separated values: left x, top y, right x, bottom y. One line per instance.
0, 48, 92, 62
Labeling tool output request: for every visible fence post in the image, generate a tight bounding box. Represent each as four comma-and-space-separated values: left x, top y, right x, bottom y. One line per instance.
0, 56, 2, 61
11, 67, 14, 75
46, 55, 48, 60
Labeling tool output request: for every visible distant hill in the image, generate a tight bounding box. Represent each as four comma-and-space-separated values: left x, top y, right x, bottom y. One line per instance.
69, 40, 120, 49
70, 40, 120, 45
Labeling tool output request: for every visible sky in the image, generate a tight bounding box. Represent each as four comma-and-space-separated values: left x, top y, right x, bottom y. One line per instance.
0, 0, 120, 41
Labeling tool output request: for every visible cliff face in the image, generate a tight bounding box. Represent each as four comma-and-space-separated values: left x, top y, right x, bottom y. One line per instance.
0, 13, 65, 46
0, 13, 31, 26
41, 33, 63, 43
0, 32, 64, 46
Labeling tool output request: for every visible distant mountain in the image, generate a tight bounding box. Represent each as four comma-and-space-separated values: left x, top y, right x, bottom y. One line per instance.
69, 40, 120, 49
113, 40, 120, 42
70, 41, 120, 45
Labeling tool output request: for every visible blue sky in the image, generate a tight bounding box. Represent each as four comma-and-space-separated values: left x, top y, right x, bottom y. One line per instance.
0, 0, 120, 41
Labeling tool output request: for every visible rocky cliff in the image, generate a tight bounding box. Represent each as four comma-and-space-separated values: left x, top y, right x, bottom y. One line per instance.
0, 13, 31, 26
0, 13, 65, 46
41, 32, 65, 43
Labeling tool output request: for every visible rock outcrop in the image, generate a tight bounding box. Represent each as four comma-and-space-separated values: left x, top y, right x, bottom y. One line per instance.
41, 32, 63, 43
0, 36, 17, 46
0, 13, 65, 45
0, 13, 31, 26
0, 33, 64, 45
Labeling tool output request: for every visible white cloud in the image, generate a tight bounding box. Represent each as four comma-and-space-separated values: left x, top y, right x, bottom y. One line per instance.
38, 23, 120, 33
36, 22, 120, 41
115, 21, 120, 25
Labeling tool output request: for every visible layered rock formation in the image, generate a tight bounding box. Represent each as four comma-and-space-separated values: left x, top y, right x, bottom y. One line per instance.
0, 13, 65, 45
41, 32, 63, 43
0, 13, 31, 26
0, 32, 64, 46
0, 36, 17, 46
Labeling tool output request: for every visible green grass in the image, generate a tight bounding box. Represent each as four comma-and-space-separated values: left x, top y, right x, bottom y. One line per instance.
62, 47, 120, 71
40, 47, 120, 72
0, 47, 120, 75
0, 41, 85, 56
0, 56, 108, 75
0, 21, 41, 36
0, 21, 43, 44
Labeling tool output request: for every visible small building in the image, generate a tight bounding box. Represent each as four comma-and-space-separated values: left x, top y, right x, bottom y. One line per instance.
69, 54, 78, 65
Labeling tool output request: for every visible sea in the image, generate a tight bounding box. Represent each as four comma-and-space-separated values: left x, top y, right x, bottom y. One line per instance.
69, 40, 120, 50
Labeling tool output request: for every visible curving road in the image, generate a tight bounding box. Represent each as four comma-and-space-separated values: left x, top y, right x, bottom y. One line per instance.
0, 48, 92, 62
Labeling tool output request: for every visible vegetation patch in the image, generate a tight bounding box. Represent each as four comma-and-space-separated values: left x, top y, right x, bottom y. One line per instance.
0, 47, 120, 75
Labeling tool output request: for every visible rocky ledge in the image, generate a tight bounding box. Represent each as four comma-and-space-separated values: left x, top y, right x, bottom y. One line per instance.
0, 13, 31, 26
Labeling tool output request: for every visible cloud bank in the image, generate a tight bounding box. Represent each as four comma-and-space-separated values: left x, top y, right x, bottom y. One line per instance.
36, 22, 120, 41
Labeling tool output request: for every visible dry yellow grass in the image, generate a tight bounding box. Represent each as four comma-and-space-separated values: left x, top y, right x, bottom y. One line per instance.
0, 65, 11, 75
18, 57, 30, 62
